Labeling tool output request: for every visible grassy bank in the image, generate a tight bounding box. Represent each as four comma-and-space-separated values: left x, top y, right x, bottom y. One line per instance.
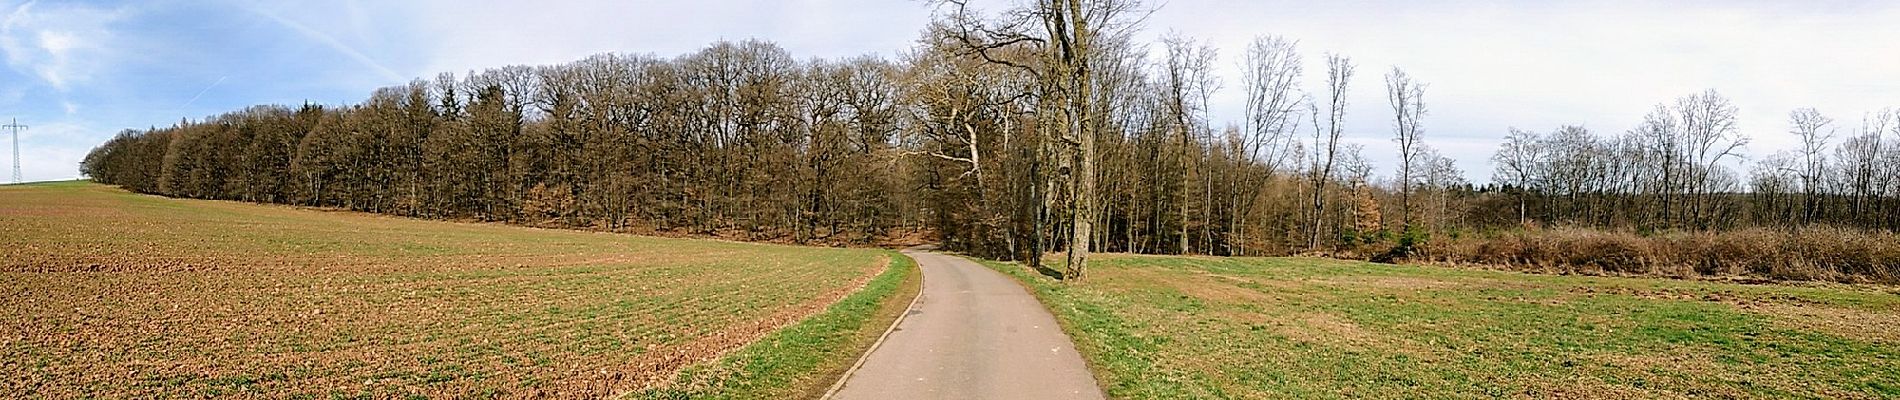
984, 253, 1900, 399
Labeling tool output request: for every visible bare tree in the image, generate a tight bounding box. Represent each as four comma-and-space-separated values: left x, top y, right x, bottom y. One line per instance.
1159, 32, 1217, 254
1676, 89, 1745, 228
1307, 53, 1353, 250
1385, 67, 1426, 231
1420, 146, 1464, 230
1541, 125, 1602, 223
1788, 107, 1834, 223
1338, 144, 1377, 241
1886, 111, 1900, 229
1748, 152, 1799, 225
1236, 35, 1302, 254
1240, 35, 1303, 176
1837, 109, 1892, 221
1629, 104, 1683, 227
936, 0, 1145, 280
1491, 127, 1540, 224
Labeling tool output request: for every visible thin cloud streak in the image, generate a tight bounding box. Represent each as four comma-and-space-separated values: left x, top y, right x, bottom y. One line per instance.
245, 4, 404, 83
179, 76, 226, 111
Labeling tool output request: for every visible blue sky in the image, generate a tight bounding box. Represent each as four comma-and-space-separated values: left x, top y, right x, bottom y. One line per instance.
4, 0, 1897, 183
0, 0, 934, 182
1, 1, 421, 182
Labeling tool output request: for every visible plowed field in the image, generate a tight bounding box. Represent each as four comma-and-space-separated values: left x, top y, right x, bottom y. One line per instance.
0, 181, 893, 398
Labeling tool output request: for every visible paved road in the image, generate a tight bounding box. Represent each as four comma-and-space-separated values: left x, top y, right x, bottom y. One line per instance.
830, 250, 1105, 400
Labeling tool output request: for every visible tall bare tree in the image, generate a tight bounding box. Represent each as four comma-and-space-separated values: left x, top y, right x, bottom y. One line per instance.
936, 0, 1144, 280
1385, 67, 1426, 231
1492, 128, 1540, 224
1676, 89, 1745, 228
1240, 35, 1303, 176
1238, 35, 1303, 253
1837, 109, 1892, 220
1159, 32, 1218, 254
1307, 53, 1354, 250
1788, 108, 1833, 223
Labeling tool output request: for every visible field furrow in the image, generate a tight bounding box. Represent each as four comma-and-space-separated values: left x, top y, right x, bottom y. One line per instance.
0, 181, 890, 398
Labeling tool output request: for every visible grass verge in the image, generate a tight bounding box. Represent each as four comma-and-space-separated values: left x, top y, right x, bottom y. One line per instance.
980, 253, 1900, 399
627, 252, 919, 399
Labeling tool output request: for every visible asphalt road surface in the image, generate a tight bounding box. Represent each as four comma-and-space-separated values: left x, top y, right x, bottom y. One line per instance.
829, 250, 1105, 400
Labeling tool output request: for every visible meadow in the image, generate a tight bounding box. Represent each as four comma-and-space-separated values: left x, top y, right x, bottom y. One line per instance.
0, 181, 913, 398
989, 253, 1900, 399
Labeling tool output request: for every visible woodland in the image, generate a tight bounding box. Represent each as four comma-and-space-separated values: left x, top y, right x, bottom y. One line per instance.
82, 1, 1900, 282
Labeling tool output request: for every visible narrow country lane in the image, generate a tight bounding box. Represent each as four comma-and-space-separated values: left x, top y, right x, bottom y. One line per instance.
829, 250, 1105, 399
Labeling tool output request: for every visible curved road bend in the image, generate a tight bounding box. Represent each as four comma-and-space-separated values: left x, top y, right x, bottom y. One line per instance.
830, 250, 1105, 400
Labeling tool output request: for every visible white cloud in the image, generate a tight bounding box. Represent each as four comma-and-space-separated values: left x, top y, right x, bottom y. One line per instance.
0, 1, 126, 91
35, 29, 73, 53
1136, 0, 1900, 182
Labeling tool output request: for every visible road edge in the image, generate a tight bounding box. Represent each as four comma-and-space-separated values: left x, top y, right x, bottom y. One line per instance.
820, 250, 929, 400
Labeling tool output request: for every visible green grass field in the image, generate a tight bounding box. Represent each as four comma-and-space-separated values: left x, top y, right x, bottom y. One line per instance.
0, 181, 916, 398
986, 254, 1900, 399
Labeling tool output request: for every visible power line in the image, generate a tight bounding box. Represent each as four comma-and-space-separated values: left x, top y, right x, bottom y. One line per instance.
3, 118, 24, 183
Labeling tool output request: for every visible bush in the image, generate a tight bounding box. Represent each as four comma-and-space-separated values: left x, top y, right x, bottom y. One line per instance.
1413, 226, 1900, 284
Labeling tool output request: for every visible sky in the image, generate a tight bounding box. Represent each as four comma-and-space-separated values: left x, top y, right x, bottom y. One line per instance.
2, 0, 1896, 184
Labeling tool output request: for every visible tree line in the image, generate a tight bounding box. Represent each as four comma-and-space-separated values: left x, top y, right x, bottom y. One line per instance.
86, 44, 917, 245
83, 0, 1900, 280
1488, 98, 1900, 232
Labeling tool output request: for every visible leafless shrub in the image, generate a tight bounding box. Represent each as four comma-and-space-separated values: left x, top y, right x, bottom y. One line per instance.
1417, 226, 1900, 284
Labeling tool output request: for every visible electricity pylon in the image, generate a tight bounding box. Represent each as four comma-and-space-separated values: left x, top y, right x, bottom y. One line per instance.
3, 118, 24, 183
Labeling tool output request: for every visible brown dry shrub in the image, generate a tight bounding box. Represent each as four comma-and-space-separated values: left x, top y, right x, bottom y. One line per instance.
1427, 227, 1653, 276
1779, 227, 1900, 283
1654, 229, 1778, 277
1417, 226, 1900, 284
